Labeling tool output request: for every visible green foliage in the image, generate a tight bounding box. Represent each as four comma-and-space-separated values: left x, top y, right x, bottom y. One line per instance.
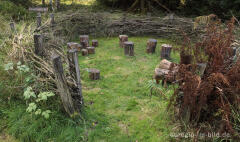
0, 1, 31, 20
23, 86, 55, 119
0, 37, 179, 142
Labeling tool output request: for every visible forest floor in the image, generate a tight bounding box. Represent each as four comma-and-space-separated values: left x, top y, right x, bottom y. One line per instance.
0, 37, 180, 142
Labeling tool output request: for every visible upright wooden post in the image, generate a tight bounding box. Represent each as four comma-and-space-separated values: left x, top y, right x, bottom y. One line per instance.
124, 41, 134, 56
86, 47, 95, 54
67, 49, 84, 109
50, 13, 55, 26
119, 35, 128, 48
34, 34, 44, 56
52, 53, 76, 116
146, 39, 157, 54
161, 44, 172, 59
10, 22, 15, 32
36, 14, 42, 28
55, 0, 60, 10
49, 0, 54, 11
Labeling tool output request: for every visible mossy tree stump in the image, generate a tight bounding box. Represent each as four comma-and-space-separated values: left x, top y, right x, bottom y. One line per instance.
80, 35, 89, 49
146, 39, 157, 54
124, 41, 134, 56
92, 40, 98, 47
89, 68, 100, 80
161, 44, 172, 59
119, 35, 128, 48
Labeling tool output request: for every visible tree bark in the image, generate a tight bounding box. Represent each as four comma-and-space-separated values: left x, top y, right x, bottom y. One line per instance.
124, 41, 134, 56
89, 69, 100, 80
146, 39, 157, 53
161, 44, 172, 59
34, 34, 44, 57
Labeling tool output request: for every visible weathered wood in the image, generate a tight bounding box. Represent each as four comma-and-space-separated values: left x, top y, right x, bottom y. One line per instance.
49, 0, 54, 11
146, 39, 157, 53
34, 34, 44, 56
36, 15, 42, 28
89, 68, 100, 80
196, 63, 207, 76
67, 49, 84, 109
161, 44, 172, 59
158, 59, 172, 70
80, 35, 89, 49
92, 40, 98, 47
68, 42, 82, 51
10, 22, 15, 32
154, 68, 169, 84
87, 47, 95, 54
50, 13, 55, 26
55, 0, 60, 10
119, 35, 128, 48
29, 7, 48, 12
81, 49, 88, 56
52, 53, 76, 116
124, 41, 134, 56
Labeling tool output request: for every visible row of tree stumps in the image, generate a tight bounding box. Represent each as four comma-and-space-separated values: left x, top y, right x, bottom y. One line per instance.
119, 35, 172, 59
67, 35, 100, 81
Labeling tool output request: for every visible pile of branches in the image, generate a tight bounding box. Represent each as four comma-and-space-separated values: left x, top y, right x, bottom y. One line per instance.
170, 18, 240, 139
40, 9, 196, 40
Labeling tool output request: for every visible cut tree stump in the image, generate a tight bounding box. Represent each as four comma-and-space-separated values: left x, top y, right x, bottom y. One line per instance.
89, 68, 100, 80
146, 39, 157, 53
119, 35, 128, 48
34, 34, 44, 56
52, 53, 76, 116
124, 41, 134, 56
92, 40, 98, 47
161, 44, 172, 59
67, 49, 84, 109
80, 35, 89, 49
87, 47, 95, 54
81, 49, 88, 56
67, 42, 82, 51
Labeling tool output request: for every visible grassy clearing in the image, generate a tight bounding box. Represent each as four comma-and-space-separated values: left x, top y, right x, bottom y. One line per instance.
0, 36, 180, 142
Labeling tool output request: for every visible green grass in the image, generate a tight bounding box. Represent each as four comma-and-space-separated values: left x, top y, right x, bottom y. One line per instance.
0, 37, 180, 142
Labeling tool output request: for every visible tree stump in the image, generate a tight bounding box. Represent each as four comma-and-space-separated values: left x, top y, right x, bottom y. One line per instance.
36, 15, 41, 28
81, 49, 88, 56
89, 68, 100, 80
124, 41, 134, 56
146, 39, 157, 53
92, 40, 98, 47
67, 42, 82, 51
161, 44, 172, 59
80, 35, 89, 49
119, 35, 128, 48
87, 47, 95, 54
34, 34, 44, 56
